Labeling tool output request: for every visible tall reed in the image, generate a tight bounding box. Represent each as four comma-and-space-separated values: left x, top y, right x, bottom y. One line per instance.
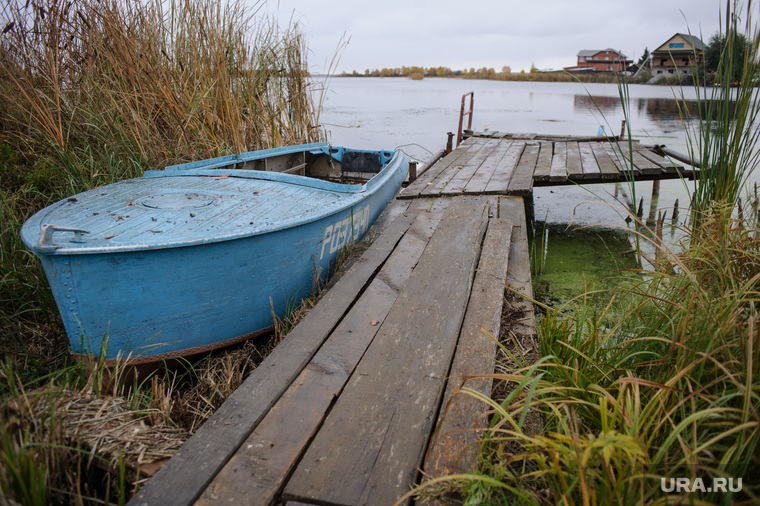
410, 208, 759, 505
0, 0, 319, 176
682, 0, 760, 214
0, 1, 322, 502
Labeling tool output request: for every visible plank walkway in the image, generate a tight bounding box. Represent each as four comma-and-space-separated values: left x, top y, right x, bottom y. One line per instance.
400, 133, 686, 199
130, 133, 681, 506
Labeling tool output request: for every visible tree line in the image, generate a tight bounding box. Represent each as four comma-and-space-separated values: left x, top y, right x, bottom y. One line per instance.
342, 30, 757, 84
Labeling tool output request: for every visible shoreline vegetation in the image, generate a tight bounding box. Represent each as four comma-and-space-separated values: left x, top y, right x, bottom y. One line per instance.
340, 28, 753, 87
0, 0, 758, 505
0, 0, 321, 503
340, 66, 631, 84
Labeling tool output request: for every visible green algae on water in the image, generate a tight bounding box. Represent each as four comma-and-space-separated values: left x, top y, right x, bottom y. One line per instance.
532, 223, 640, 308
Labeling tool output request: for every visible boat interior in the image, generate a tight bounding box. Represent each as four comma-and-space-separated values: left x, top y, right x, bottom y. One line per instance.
229, 146, 396, 184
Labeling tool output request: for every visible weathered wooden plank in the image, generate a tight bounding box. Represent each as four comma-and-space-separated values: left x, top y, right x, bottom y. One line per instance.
283, 197, 490, 506
579, 142, 602, 180
399, 153, 459, 198
499, 197, 531, 296
462, 139, 514, 194
407, 196, 452, 216
498, 197, 537, 346
510, 133, 537, 139
359, 199, 411, 245
637, 146, 682, 175
499, 197, 539, 451
197, 210, 444, 506
565, 142, 583, 181
498, 201, 542, 440
483, 142, 525, 194
423, 218, 513, 478
127, 212, 417, 506
532, 141, 554, 182
604, 141, 640, 178
442, 139, 501, 196
196, 351, 354, 506
421, 142, 486, 197
590, 142, 621, 180
507, 142, 539, 195
549, 141, 568, 183
398, 142, 474, 199
627, 143, 663, 176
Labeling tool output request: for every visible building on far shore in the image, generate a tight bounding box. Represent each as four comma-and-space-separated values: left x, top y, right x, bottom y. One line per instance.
650, 33, 705, 76
564, 49, 632, 73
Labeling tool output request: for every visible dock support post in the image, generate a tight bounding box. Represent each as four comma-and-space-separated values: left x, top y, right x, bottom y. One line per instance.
646, 179, 661, 226
408, 162, 418, 182
523, 194, 535, 229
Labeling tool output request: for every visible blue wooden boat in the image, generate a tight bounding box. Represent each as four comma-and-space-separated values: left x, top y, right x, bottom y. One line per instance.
21, 143, 409, 362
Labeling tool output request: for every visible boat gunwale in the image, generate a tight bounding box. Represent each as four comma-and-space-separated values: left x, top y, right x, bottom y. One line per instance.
163, 142, 331, 171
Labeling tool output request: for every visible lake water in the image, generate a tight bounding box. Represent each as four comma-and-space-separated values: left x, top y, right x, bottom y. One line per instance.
315, 77, 742, 300
317, 77, 701, 228
317, 77, 696, 157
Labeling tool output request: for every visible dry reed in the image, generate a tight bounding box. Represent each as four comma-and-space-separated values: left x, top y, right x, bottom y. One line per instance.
0, 0, 324, 503
0, 0, 319, 176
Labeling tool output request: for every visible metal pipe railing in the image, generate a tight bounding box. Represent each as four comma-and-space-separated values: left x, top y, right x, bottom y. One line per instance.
456, 92, 474, 146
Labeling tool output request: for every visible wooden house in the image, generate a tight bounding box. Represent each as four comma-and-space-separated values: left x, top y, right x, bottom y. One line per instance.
564, 49, 632, 73
651, 33, 705, 76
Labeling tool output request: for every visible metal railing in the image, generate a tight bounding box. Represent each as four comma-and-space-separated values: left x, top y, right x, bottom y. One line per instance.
456, 92, 474, 146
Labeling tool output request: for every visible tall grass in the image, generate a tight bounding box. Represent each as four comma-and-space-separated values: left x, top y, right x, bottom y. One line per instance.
411, 207, 759, 505
682, 0, 760, 214
0, 0, 318, 174
0, 0, 322, 502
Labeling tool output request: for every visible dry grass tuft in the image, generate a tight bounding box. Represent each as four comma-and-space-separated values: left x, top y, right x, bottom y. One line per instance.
171, 337, 279, 430
3, 381, 189, 503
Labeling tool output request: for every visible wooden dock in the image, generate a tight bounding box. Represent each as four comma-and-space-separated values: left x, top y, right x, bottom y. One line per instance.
400, 133, 686, 199
129, 135, 685, 506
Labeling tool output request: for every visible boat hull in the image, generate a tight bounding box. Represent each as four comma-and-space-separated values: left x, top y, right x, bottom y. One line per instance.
28, 147, 408, 360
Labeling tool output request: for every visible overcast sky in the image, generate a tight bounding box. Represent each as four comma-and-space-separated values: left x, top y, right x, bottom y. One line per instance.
260, 0, 732, 74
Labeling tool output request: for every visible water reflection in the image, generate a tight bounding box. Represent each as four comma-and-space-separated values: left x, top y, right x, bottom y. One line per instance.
574, 94, 620, 114
571, 94, 701, 122
646, 98, 698, 121
318, 78, 703, 159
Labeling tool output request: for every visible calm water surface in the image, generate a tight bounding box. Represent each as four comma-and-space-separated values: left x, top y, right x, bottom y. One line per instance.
317, 77, 702, 228
317, 77, 719, 298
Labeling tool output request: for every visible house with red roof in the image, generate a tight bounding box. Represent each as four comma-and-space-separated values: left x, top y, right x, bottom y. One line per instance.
564, 49, 632, 73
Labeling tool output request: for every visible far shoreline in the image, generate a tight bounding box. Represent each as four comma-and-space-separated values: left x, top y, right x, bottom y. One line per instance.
311, 72, 687, 86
